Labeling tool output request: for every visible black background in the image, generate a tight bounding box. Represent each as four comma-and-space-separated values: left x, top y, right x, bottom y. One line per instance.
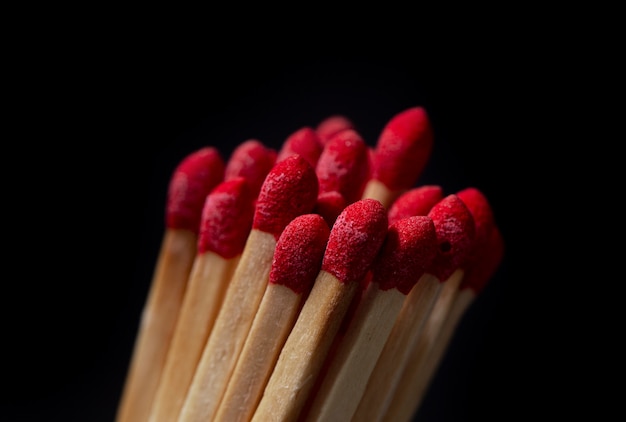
5, 34, 549, 421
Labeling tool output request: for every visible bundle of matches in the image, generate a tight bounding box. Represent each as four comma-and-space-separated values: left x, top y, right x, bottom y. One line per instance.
116, 106, 504, 422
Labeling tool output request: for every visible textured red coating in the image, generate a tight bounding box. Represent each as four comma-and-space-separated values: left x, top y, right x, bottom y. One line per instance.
371, 106, 434, 191
457, 187, 496, 267
166, 147, 225, 233
322, 199, 388, 284
225, 139, 277, 197
197, 177, 255, 259
316, 115, 355, 145
269, 214, 330, 294
427, 194, 476, 281
316, 129, 370, 204
314, 191, 346, 227
276, 127, 323, 169
253, 155, 319, 239
372, 216, 438, 295
387, 185, 444, 226
461, 226, 504, 294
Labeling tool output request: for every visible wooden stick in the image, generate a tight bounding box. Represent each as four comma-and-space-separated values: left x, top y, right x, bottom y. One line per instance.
214, 214, 329, 422
177, 155, 318, 422
304, 216, 438, 422
384, 226, 504, 422
148, 177, 255, 422
116, 147, 225, 422
251, 198, 388, 422
361, 106, 434, 209
352, 194, 476, 422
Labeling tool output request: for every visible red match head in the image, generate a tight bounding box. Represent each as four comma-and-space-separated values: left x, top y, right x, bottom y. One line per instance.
457, 187, 496, 267
225, 139, 277, 197
253, 155, 319, 240
371, 106, 434, 192
316, 114, 355, 145
276, 126, 323, 169
314, 191, 347, 227
461, 225, 504, 294
197, 177, 255, 259
322, 198, 388, 284
166, 146, 225, 233
371, 216, 438, 295
269, 214, 331, 294
387, 185, 444, 226
315, 129, 370, 204
427, 194, 476, 281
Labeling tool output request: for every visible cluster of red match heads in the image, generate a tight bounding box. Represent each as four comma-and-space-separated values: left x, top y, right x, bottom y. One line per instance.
166, 106, 503, 293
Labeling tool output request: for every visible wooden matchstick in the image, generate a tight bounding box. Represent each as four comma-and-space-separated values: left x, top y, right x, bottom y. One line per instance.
352, 194, 476, 422
383, 188, 502, 422
361, 106, 434, 209
147, 177, 255, 422
303, 215, 438, 422
214, 214, 330, 422
116, 147, 225, 422
177, 155, 318, 422
384, 226, 504, 422
224, 138, 277, 198
251, 198, 388, 422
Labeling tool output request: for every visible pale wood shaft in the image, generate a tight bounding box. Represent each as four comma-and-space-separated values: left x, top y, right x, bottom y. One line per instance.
148, 251, 239, 422
178, 229, 277, 422
215, 284, 301, 422
305, 285, 406, 422
251, 271, 359, 422
360, 179, 402, 209
384, 286, 476, 422
116, 229, 197, 422
352, 273, 441, 422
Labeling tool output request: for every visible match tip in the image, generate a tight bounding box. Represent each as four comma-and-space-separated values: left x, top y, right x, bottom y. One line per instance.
372, 106, 434, 191
372, 216, 438, 295
316, 129, 370, 204
322, 198, 388, 284
276, 126, 323, 168
225, 139, 277, 197
166, 146, 225, 233
253, 155, 319, 239
457, 186, 496, 266
316, 114, 356, 145
427, 194, 476, 281
461, 226, 504, 293
197, 177, 255, 259
269, 214, 330, 294
314, 191, 346, 227
388, 185, 444, 225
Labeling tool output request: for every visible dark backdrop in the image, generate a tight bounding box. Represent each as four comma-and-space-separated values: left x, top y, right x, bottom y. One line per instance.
5, 43, 537, 421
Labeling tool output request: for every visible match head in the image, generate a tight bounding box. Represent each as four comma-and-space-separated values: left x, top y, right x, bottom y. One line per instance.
314, 191, 346, 227
322, 198, 388, 284
269, 214, 331, 294
225, 139, 277, 197
427, 194, 476, 281
276, 126, 323, 169
371, 106, 434, 192
166, 146, 225, 233
387, 185, 444, 226
461, 226, 504, 294
316, 129, 370, 204
457, 187, 496, 254
316, 114, 355, 145
372, 216, 438, 295
197, 177, 256, 259
253, 155, 319, 239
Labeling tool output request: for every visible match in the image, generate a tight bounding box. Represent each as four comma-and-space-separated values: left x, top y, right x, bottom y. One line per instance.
117, 104, 504, 422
